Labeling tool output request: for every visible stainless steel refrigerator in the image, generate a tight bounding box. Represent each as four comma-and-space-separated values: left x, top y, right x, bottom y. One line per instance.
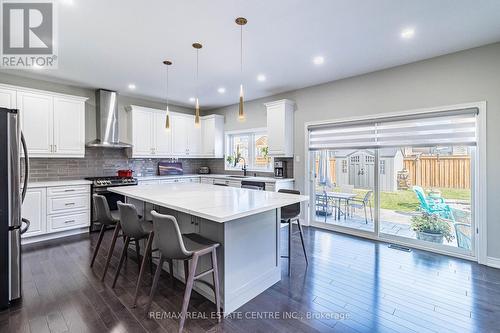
0, 107, 30, 309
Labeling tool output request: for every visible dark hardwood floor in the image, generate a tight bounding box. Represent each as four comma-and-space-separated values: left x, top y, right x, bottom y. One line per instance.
2, 225, 500, 332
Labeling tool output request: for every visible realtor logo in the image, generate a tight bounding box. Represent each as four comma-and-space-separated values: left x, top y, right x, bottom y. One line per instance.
1, 0, 58, 68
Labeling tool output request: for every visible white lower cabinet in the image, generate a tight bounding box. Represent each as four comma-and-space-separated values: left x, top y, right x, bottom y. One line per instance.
21, 184, 91, 243
22, 188, 47, 237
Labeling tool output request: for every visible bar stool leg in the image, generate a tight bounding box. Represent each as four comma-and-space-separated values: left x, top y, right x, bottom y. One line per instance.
112, 236, 130, 288
288, 219, 292, 276
134, 239, 141, 271
133, 231, 154, 308
146, 254, 165, 313
179, 254, 199, 333
90, 224, 106, 267
167, 259, 174, 288
101, 223, 121, 281
184, 260, 189, 284
211, 249, 221, 322
297, 219, 308, 265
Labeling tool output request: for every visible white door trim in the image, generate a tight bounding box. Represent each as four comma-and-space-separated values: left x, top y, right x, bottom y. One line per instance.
304, 101, 488, 265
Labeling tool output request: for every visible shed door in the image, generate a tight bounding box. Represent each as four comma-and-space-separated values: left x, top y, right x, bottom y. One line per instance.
349, 153, 374, 188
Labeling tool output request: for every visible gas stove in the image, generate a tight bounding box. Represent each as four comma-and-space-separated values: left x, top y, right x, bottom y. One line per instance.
85, 176, 138, 188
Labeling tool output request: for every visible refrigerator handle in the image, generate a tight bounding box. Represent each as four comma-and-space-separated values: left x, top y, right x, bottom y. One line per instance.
20, 218, 30, 235
21, 131, 29, 203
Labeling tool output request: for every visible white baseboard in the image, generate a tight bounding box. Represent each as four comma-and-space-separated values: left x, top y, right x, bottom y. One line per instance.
21, 227, 88, 245
486, 256, 500, 269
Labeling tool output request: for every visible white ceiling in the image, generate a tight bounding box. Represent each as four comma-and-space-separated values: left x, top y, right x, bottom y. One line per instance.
3, 0, 500, 109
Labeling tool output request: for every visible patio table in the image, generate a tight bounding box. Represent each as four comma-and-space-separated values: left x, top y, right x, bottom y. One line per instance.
317, 191, 357, 221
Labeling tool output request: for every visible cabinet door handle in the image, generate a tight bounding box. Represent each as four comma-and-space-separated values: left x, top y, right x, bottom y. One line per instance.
65, 202, 75, 206
49, 144, 53, 152
64, 189, 75, 192
54, 145, 57, 152
64, 220, 75, 224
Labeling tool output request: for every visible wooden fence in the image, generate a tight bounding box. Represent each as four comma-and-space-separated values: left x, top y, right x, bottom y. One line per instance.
403, 156, 470, 189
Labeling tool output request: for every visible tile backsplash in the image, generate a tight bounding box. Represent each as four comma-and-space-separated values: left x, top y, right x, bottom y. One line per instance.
23, 148, 293, 182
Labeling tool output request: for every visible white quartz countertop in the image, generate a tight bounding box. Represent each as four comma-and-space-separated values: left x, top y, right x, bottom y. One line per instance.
109, 183, 308, 223
137, 174, 294, 183
27, 179, 92, 188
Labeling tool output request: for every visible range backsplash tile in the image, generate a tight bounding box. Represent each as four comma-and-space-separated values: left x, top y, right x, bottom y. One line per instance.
22, 148, 293, 182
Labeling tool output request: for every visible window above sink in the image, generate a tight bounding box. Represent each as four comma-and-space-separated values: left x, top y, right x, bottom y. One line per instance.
224, 128, 273, 172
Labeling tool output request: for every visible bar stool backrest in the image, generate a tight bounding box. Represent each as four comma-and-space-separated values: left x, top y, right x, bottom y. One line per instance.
117, 201, 145, 239
151, 211, 192, 260
278, 189, 301, 220
93, 194, 116, 225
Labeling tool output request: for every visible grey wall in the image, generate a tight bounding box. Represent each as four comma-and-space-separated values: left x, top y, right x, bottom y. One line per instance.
0, 72, 193, 143
210, 42, 500, 260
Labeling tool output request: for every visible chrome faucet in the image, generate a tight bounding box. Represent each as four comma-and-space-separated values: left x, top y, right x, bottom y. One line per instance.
234, 156, 248, 176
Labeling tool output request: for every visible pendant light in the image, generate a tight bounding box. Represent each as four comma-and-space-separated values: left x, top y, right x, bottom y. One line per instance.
193, 42, 202, 128
163, 60, 172, 130
236, 17, 247, 121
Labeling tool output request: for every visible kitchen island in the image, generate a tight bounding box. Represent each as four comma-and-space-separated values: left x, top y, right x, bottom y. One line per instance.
109, 183, 308, 314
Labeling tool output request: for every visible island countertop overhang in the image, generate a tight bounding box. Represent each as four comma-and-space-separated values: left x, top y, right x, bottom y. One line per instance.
108, 183, 309, 223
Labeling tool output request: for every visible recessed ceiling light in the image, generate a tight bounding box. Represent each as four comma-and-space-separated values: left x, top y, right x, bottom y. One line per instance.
189, 97, 196, 102
217, 87, 226, 94
313, 56, 325, 65
400, 28, 415, 39
128, 83, 136, 90
257, 74, 266, 82
61, 0, 74, 5
32, 64, 43, 70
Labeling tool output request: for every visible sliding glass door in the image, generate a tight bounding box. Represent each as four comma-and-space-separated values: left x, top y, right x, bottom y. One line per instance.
308, 108, 478, 258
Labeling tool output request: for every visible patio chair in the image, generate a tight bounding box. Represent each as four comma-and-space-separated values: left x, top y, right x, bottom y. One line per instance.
454, 223, 471, 251
348, 190, 373, 224
412, 186, 455, 221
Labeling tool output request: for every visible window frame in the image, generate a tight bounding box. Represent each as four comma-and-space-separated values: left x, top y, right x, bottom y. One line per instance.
225, 128, 273, 172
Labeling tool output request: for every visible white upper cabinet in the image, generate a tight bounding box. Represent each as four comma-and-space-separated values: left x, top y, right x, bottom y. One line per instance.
265, 99, 295, 157
18, 91, 54, 157
154, 112, 172, 156
130, 105, 173, 158
0, 87, 16, 108
171, 114, 190, 155
130, 106, 223, 158
131, 107, 155, 157
201, 115, 224, 157
0, 84, 86, 158
53, 97, 85, 157
171, 113, 202, 157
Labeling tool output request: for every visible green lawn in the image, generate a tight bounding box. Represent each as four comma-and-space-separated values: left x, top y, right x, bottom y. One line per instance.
318, 186, 471, 213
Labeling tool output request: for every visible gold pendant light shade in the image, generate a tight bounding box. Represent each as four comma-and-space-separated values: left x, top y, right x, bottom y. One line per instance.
238, 84, 245, 121
163, 60, 172, 131
195, 98, 200, 128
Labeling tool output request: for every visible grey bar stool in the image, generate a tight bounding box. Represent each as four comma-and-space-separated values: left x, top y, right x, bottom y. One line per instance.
90, 194, 120, 268
279, 189, 308, 276
112, 202, 155, 292
146, 211, 221, 333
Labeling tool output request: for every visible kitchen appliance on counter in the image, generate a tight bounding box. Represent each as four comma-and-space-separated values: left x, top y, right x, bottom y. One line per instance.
274, 160, 287, 178
117, 169, 133, 178
1, 108, 30, 309
85, 176, 138, 231
158, 161, 183, 176
198, 166, 210, 174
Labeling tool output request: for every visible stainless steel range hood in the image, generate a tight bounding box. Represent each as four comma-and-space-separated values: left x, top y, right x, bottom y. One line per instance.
86, 89, 132, 148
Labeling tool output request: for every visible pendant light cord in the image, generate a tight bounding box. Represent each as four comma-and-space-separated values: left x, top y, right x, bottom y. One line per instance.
240, 24, 243, 79
196, 48, 199, 98
166, 65, 169, 110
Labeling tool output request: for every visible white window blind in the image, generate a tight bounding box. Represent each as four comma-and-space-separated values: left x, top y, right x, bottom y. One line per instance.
308, 108, 478, 150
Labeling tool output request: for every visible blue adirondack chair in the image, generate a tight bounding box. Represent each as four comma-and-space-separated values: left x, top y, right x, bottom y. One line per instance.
412, 186, 455, 221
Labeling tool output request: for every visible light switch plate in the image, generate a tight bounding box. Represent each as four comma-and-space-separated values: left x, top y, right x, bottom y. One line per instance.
295, 155, 300, 163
